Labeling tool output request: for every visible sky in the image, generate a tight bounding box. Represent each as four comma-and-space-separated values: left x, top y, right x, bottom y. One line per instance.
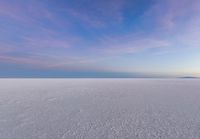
0, 0, 200, 77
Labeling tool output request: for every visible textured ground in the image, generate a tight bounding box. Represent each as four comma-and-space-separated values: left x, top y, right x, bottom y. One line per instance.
0, 79, 200, 139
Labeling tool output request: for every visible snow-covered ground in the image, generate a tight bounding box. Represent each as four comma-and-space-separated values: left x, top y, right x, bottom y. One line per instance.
0, 79, 200, 139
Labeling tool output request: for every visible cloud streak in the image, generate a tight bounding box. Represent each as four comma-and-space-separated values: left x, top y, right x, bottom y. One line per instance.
95, 33, 170, 55
64, 0, 125, 27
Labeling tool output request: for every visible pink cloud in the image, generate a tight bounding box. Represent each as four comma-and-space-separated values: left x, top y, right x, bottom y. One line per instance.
175, 16, 200, 48
0, 0, 65, 28
22, 36, 71, 49
0, 55, 48, 68
143, 0, 200, 30
149, 0, 200, 48
0, 42, 18, 54
0, 54, 109, 72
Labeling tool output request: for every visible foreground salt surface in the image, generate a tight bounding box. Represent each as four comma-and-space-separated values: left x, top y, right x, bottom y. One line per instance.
1, 79, 200, 139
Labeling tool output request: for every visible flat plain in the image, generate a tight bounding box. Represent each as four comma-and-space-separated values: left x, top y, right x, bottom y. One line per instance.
0, 79, 200, 139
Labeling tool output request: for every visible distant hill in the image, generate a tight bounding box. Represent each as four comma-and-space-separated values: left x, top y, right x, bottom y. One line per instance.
179, 76, 199, 79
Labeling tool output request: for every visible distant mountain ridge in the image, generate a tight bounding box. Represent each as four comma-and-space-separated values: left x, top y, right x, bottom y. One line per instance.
180, 76, 199, 79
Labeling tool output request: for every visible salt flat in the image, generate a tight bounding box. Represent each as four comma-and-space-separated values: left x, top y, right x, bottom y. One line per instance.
0, 79, 200, 139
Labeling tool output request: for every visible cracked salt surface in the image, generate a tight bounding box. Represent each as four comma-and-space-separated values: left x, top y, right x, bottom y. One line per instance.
0, 79, 200, 139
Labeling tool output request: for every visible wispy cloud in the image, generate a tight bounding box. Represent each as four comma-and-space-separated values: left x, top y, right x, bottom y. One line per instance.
0, 0, 70, 29
97, 0, 200, 55
143, 0, 200, 30
97, 34, 170, 55
0, 1, 48, 23
65, 0, 125, 27
21, 36, 71, 49
0, 53, 110, 72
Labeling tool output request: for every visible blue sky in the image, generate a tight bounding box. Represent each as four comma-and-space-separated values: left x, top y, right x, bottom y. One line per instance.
0, 0, 200, 77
